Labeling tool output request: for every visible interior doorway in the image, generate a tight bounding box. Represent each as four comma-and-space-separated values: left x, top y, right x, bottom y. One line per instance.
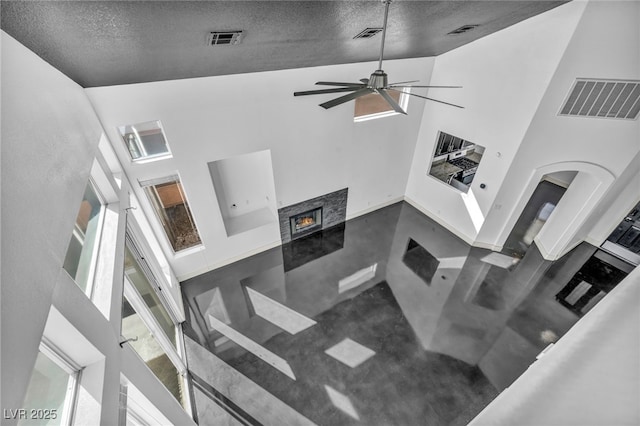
503, 178, 571, 257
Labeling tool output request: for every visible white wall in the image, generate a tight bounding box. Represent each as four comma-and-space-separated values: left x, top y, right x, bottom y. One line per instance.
1, 30, 103, 413
404, 1, 640, 257
405, 1, 587, 244
475, 0, 640, 251
86, 57, 433, 279
585, 150, 640, 246
470, 263, 640, 426
209, 150, 275, 219
0, 32, 194, 426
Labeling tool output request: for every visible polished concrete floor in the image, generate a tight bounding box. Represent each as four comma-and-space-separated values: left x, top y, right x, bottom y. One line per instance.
181, 201, 629, 426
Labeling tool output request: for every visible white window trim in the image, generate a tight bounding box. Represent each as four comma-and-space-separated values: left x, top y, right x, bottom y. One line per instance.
118, 120, 173, 164
125, 219, 185, 323
85, 178, 107, 300
138, 173, 204, 255
122, 279, 185, 375
122, 278, 192, 416
37, 338, 82, 426
121, 232, 192, 415
63, 176, 107, 299
353, 89, 410, 123
122, 381, 176, 426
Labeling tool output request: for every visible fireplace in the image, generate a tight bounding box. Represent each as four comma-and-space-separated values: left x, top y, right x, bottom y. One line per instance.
290, 207, 323, 237
278, 188, 347, 243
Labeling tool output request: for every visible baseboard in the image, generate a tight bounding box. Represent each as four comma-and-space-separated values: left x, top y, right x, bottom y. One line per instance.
178, 195, 497, 280
179, 198, 404, 280
176, 240, 282, 281
403, 196, 475, 245
346, 196, 405, 221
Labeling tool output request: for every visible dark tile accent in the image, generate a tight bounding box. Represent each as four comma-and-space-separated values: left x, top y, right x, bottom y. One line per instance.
277, 188, 348, 243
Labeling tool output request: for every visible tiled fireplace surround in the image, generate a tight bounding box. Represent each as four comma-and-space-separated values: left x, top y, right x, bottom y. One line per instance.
277, 188, 348, 243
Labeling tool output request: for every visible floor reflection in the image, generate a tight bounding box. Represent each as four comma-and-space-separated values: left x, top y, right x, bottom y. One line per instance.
181, 201, 631, 426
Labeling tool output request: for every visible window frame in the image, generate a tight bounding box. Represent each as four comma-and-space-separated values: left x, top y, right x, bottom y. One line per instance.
138, 174, 203, 254
22, 339, 83, 426
123, 234, 180, 348
63, 177, 107, 298
353, 89, 410, 122
118, 120, 173, 164
120, 229, 192, 413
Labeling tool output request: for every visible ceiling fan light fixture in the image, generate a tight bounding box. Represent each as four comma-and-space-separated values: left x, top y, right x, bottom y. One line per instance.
369, 70, 388, 89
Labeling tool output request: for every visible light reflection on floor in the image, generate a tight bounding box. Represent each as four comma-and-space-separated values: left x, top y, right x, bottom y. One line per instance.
182, 201, 629, 426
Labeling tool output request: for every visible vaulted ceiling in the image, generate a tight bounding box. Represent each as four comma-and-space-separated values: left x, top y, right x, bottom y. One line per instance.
1, 1, 567, 88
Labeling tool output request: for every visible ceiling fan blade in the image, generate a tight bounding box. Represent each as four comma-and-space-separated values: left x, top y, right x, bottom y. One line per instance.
389, 85, 463, 89
320, 88, 374, 109
377, 89, 406, 114
294, 87, 363, 97
360, 78, 369, 84
387, 80, 419, 86
315, 81, 367, 87
392, 89, 464, 109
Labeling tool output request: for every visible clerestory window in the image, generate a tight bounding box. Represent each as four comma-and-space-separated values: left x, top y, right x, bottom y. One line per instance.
63, 180, 105, 295
118, 120, 172, 163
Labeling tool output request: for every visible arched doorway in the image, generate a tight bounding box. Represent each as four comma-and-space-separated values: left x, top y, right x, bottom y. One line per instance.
495, 161, 615, 260
502, 173, 576, 257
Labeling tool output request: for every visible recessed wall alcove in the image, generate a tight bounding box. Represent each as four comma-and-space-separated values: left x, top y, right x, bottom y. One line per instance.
208, 150, 278, 237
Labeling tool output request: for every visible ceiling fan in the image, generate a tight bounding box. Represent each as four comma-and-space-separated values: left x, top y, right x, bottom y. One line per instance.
294, 0, 463, 113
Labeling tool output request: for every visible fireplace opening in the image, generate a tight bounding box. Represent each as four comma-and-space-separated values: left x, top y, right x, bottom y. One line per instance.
290, 207, 323, 237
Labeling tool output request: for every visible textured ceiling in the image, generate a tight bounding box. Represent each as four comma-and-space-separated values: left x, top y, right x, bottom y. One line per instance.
1, 1, 568, 88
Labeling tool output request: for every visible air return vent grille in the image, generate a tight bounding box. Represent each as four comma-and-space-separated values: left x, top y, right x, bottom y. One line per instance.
207, 31, 243, 46
559, 79, 640, 120
354, 28, 383, 39
447, 25, 479, 35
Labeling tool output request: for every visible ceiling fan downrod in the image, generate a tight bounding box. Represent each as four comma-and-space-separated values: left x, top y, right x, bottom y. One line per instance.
377, 0, 392, 73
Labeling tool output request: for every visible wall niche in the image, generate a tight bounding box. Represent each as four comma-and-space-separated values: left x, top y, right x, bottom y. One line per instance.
428, 131, 485, 193
208, 150, 278, 237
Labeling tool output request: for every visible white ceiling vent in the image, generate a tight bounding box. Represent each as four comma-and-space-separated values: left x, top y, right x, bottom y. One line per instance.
447, 25, 479, 35
207, 31, 243, 46
559, 79, 640, 120
354, 28, 383, 39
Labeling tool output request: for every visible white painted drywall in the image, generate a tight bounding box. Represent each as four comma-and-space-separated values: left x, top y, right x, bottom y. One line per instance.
585, 150, 640, 246
85, 57, 433, 279
475, 0, 640, 252
1, 31, 195, 426
1, 30, 104, 415
209, 150, 275, 218
405, 1, 588, 244
470, 264, 640, 426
